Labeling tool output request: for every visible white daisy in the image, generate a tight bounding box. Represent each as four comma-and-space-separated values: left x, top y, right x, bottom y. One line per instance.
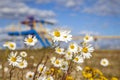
100, 58, 109, 67
76, 66, 82, 71
20, 51, 27, 57
8, 52, 22, 66
64, 51, 73, 60
3, 42, 16, 50
62, 31, 72, 43
37, 64, 46, 74
80, 45, 94, 59
60, 61, 68, 71
26, 71, 34, 80
17, 60, 28, 69
73, 56, 84, 64
83, 34, 93, 43
24, 35, 37, 46
68, 42, 78, 53
53, 59, 63, 67
55, 47, 64, 55
50, 29, 64, 42
50, 57, 56, 64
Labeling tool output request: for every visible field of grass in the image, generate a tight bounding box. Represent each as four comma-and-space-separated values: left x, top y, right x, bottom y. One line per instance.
0, 49, 120, 80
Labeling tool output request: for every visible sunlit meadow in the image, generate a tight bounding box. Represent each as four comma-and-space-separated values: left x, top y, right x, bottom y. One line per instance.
0, 29, 119, 80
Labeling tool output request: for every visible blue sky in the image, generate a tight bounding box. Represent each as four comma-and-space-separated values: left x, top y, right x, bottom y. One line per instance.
0, 0, 120, 36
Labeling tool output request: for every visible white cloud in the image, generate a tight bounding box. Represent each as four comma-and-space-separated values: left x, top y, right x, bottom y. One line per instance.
82, 0, 120, 16
0, 0, 56, 19
36, 0, 120, 16
36, 0, 83, 10
36, 0, 51, 3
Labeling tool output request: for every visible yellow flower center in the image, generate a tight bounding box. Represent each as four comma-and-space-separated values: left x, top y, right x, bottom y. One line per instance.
57, 48, 61, 52
9, 43, 14, 48
82, 47, 88, 53
39, 67, 43, 72
22, 53, 25, 56
54, 31, 60, 37
67, 52, 71, 55
74, 57, 79, 61
85, 36, 89, 40
11, 57, 17, 62
64, 36, 67, 38
27, 38, 33, 43
62, 65, 66, 68
102, 61, 106, 64
19, 62, 24, 66
70, 44, 75, 49
28, 74, 33, 78
47, 78, 51, 80
55, 60, 60, 64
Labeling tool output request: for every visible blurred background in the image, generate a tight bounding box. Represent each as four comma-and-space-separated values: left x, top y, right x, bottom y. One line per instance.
0, 0, 120, 79
0, 0, 120, 49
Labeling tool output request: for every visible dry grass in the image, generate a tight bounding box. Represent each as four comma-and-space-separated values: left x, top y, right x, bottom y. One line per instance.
0, 48, 120, 80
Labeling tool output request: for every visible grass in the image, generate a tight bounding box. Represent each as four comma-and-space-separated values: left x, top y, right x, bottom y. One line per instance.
0, 48, 120, 80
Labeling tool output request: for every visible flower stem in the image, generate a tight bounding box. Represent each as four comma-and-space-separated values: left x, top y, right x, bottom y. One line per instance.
21, 69, 24, 80
61, 60, 72, 80
9, 66, 14, 80
33, 54, 45, 80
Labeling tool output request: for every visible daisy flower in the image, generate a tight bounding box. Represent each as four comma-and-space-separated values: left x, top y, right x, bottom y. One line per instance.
76, 66, 83, 71
50, 57, 56, 64
80, 45, 94, 59
64, 51, 73, 60
24, 35, 37, 46
20, 51, 27, 57
83, 34, 93, 43
3, 42, 16, 50
62, 30, 72, 43
55, 47, 64, 55
73, 55, 84, 64
26, 71, 34, 80
52, 59, 63, 67
100, 58, 109, 67
8, 52, 22, 66
37, 64, 46, 74
60, 61, 68, 71
68, 42, 78, 53
50, 29, 64, 42
17, 60, 28, 69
